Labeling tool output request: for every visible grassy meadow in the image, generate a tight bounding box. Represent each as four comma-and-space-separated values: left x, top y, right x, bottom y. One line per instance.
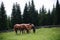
0, 27, 60, 40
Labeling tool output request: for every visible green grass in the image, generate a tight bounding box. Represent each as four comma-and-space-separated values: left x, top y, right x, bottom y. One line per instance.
0, 28, 60, 40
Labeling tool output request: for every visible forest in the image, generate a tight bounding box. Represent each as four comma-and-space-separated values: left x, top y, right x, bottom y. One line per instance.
0, 0, 60, 31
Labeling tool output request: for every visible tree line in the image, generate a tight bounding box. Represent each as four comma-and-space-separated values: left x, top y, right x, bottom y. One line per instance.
0, 0, 60, 31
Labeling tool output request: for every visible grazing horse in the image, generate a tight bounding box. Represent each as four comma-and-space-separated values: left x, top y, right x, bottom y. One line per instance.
20, 23, 36, 33
14, 23, 36, 34
14, 24, 25, 34
25, 23, 36, 33
30, 24, 35, 33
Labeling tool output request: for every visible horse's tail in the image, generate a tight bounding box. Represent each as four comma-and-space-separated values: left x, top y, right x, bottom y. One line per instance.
32, 26, 35, 33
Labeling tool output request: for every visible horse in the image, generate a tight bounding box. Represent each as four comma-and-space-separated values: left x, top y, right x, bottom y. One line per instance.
30, 24, 36, 33
14, 24, 25, 34
25, 23, 36, 33
14, 23, 36, 34
19, 23, 36, 33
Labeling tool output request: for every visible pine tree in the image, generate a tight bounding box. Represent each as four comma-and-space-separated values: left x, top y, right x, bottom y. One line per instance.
55, 0, 60, 25
38, 8, 42, 25
30, 0, 39, 26
51, 5, 56, 25
11, 3, 22, 28
23, 0, 39, 26
11, 4, 16, 28
23, 3, 30, 23
47, 9, 52, 25
39, 5, 46, 25
0, 2, 7, 30
7, 16, 11, 29
16, 4, 22, 24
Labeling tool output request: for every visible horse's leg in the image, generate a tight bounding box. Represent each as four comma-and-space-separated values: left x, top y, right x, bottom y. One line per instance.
22, 29, 23, 34
15, 29, 17, 34
26, 29, 29, 34
32, 27, 35, 33
22, 28, 26, 34
16, 30, 17, 34
23, 29, 26, 33
19, 29, 21, 34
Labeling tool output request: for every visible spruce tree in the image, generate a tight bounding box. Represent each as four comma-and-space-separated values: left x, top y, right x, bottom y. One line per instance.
7, 16, 11, 29
38, 8, 42, 25
0, 2, 7, 30
23, 0, 39, 26
30, 0, 39, 26
16, 4, 22, 24
55, 0, 60, 25
51, 5, 56, 25
23, 3, 29, 23
11, 3, 22, 28
39, 5, 46, 25
11, 4, 16, 28
47, 9, 51, 25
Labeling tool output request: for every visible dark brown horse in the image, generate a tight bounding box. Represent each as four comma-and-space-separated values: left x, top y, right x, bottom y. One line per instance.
14, 23, 35, 34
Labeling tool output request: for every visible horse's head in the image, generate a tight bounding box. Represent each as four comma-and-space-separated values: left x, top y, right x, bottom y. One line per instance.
31, 24, 34, 27
29, 23, 36, 33
29, 23, 34, 27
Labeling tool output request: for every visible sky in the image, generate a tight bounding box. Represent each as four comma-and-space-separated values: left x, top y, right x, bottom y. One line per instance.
0, 0, 60, 16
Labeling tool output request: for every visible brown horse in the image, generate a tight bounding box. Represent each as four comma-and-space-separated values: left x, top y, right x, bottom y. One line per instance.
14, 23, 36, 34
14, 24, 26, 34
24, 23, 36, 33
